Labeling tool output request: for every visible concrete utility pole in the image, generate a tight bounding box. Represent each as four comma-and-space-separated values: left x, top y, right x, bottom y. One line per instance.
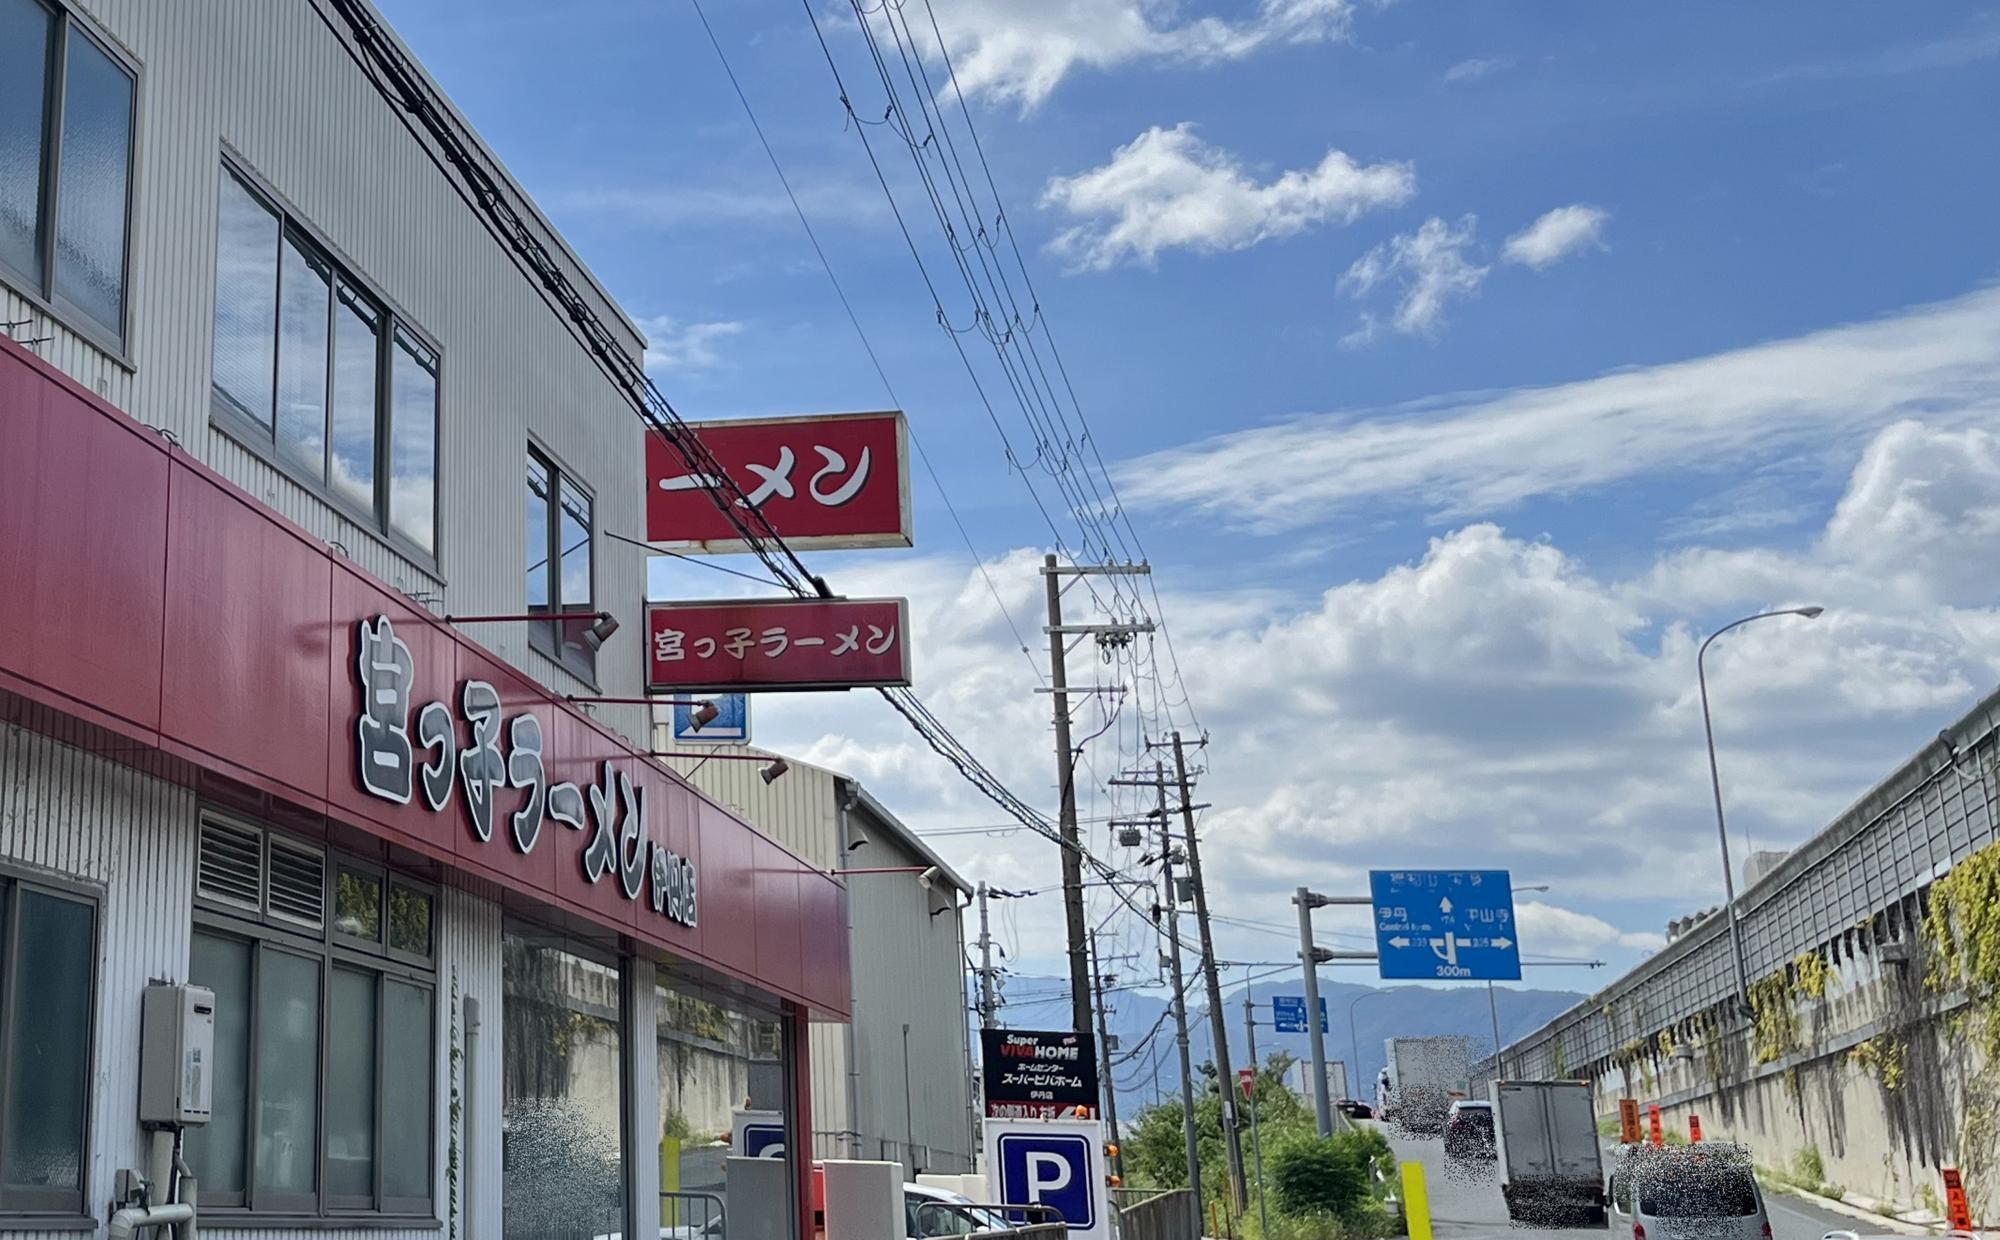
1089, 930, 1123, 1181
1157, 765, 1202, 1235
1042, 556, 1153, 1035
1171, 732, 1246, 1210
1242, 990, 1270, 1240
976, 881, 997, 1029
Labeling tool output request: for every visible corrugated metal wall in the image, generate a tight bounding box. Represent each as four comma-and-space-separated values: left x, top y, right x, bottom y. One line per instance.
846, 807, 974, 1173
0, 725, 195, 1240
8, 0, 655, 748
0, 722, 508, 1240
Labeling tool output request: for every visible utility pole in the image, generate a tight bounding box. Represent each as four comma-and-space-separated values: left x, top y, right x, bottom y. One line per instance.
1242, 990, 1270, 1240
1088, 930, 1122, 1181
976, 881, 997, 1029
1295, 887, 1335, 1137
1042, 555, 1153, 1035
1156, 764, 1202, 1236
1170, 732, 1246, 1210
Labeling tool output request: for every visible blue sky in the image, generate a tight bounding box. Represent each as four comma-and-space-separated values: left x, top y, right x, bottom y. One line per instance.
382, 0, 2000, 983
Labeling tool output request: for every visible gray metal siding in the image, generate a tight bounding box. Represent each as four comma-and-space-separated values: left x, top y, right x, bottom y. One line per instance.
847, 812, 974, 1172
655, 734, 844, 871
4, 0, 655, 747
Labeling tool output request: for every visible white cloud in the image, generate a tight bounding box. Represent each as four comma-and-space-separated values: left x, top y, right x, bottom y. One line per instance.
636, 315, 745, 373
1516, 902, 1664, 956
1502, 204, 1610, 269
1041, 125, 1415, 270
898, 0, 1357, 109
706, 417, 2000, 977
1339, 215, 1488, 336
1442, 55, 1510, 84
1116, 285, 2000, 532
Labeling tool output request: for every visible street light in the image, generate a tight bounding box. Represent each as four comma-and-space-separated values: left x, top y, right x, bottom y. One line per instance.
1347, 989, 1388, 1111
1698, 606, 1825, 1015
1488, 884, 1550, 1071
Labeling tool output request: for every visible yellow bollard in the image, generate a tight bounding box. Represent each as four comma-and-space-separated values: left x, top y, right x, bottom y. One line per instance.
1401, 1161, 1433, 1240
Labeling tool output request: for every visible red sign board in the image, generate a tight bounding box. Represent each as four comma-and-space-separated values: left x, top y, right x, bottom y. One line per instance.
647, 598, 911, 691
1942, 1168, 1973, 1230
1617, 1099, 1641, 1144
1648, 1104, 1664, 1147
1687, 1114, 1702, 1142
1238, 1068, 1255, 1099
647, 411, 912, 552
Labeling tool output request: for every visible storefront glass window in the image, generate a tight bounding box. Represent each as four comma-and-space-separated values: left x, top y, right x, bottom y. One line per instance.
503, 925, 626, 1240
656, 975, 794, 1240
0, 886, 95, 1213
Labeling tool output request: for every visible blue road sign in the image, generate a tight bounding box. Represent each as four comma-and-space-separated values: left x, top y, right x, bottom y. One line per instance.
995, 1132, 1097, 1232
1271, 995, 1328, 1034
1370, 870, 1521, 981
743, 1123, 785, 1158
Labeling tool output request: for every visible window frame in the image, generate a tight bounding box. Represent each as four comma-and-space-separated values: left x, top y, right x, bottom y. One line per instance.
0, 0, 139, 360
0, 863, 101, 1222
189, 813, 438, 1223
208, 152, 444, 575
526, 443, 599, 685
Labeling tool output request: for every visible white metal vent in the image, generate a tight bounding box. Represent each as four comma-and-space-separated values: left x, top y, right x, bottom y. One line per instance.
267, 838, 327, 930
196, 819, 262, 911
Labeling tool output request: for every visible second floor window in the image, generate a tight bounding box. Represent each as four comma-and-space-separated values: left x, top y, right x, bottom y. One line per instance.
526, 449, 596, 679
210, 162, 440, 560
0, 0, 136, 348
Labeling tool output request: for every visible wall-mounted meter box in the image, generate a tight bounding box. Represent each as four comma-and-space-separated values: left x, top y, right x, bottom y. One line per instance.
140, 983, 215, 1126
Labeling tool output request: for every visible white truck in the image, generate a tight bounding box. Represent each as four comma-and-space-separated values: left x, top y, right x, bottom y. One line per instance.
1380, 1036, 1469, 1134
1490, 1079, 1606, 1226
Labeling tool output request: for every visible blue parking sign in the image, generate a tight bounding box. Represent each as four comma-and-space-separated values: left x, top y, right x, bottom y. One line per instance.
995, 1133, 1095, 1232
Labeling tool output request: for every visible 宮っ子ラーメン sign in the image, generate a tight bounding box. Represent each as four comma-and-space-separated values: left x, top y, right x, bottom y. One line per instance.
354, 615, 697, 928
980, 1029, 1099, 1119
646, 597, 910, 692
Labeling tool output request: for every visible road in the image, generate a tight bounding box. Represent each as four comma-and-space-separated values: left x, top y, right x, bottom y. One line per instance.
1376, 1123, 1862, 1240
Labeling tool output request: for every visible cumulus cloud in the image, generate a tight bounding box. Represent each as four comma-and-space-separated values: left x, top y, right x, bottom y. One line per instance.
636, 315, 745, 373
1115, 285, 2000, 532
897, 0, 1358, 109
1041, 125, 1415, 270
1338, 215, 1489, 337
662, 412, 2000, 978
1502, 204, 1610, 269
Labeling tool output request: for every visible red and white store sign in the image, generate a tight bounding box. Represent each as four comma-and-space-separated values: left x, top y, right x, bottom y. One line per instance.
646, 598, 911, 691
646, 410, 911, 552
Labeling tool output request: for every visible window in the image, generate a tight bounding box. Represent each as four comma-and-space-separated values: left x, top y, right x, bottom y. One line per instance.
187, 816, 437, 1218
209, 163, 440, 561
656, 976, 794, 1240
526, 449, 597, 679
0, 874, 96, 1217
0, 0, 136, 346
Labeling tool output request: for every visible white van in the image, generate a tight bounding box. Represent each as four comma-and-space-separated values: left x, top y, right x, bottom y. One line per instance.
1607, 1143, 1771, 1240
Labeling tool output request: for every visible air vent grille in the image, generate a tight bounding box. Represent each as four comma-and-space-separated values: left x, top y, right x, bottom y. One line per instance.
196, 819, 262, 910
267, 839, 326, 929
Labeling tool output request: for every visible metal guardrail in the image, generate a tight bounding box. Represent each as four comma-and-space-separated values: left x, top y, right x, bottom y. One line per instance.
1115, 1188, 1198, 1240
660, 1188, 726, 1239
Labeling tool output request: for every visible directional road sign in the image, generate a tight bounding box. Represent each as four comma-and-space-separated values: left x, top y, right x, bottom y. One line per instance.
1271, 995, 1328, 1034
1369, 869, 1521, 981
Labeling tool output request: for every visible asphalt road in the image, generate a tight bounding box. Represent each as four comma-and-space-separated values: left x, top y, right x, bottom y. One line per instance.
1374, 1122, 1861, 1240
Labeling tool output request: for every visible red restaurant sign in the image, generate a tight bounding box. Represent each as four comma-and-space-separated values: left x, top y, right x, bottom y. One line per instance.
647, 598, 911, 691
646, 410, 912, 552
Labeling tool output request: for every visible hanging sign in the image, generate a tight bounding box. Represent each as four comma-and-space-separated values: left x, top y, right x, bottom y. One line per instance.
647, 410, 912, 552
981, 1029, 1099, 1119
353, 615, 697, 927
646, 597, 910, 691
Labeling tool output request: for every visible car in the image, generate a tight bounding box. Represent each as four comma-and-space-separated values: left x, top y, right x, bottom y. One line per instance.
1443, 1099, 1495, 1160
1337, 1099, 1376, 1120
906, 1183, 1011, 1238
1608, 1143, 1771, 1240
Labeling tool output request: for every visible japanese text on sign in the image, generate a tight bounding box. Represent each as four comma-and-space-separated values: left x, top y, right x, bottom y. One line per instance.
646, 598, 911, 691
355, 616, 698, 928
646, 411, 911, 551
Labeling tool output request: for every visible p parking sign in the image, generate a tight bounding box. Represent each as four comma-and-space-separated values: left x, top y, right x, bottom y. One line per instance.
983, 1118, 1108, 1240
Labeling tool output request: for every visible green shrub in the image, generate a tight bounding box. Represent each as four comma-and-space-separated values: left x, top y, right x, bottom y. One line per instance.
1792, 1146, 1826, 1185
1267, 1130, 1394, 1224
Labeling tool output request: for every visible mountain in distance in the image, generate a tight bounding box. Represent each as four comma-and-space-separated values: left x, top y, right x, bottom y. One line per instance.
985, 975, 1584, 1113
